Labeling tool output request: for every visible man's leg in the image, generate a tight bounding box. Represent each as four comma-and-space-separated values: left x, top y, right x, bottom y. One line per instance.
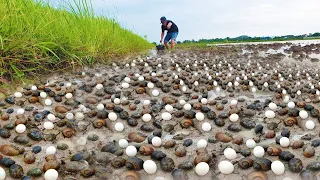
170, 32, 178, 49
164, 42, 170, 49
164, 33, 172, 49
170, 39, 175, 49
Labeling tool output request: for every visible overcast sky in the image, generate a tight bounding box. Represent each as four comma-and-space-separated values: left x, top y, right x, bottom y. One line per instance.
47, 0, 320, 42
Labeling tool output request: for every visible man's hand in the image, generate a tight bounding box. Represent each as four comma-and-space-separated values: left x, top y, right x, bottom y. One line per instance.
160, 40, 162, 44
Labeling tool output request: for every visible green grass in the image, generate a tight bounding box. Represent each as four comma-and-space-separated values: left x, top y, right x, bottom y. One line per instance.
0, 0, 153, 87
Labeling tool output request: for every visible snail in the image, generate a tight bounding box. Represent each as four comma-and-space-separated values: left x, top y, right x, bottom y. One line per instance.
238, 157, 253, 169
180, 119, 194, 128
267, 145, 282, 156
247, 171, 268, 180
303, 146, 315, 158
139, 145, 154, 156
128, 132, 145, 143
215, 132, 232, 143
288, 158, 303, 172
253, 158, 272, 171
120, 171, 139, 180
125, 157, 144, 171
111, 157, 126, 168
279, 151, 295, 161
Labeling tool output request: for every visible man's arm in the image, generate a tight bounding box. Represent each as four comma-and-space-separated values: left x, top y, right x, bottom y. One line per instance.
166, 22, 172, 29
160, 32, 164, 43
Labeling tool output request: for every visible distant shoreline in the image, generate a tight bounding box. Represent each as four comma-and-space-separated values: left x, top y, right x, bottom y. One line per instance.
208, 39, 320, 46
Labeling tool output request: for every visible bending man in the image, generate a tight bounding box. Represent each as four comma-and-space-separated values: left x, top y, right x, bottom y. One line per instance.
160, 16, 179, 50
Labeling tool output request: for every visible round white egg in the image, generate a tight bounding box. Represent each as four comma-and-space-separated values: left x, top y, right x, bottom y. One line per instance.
14, 92, 22, 98
0, 167, 5, 180
121, 83, 129, 89
269, 103, 277, 110
96, 84, 103, 89
124, 77, 131, 83
15, 124, 26, 133
201, 98, 208, 105
114, 122, 124, 132
196, 112, 205, 121
183, 103, 192, 110
161, 112, 172, 121
271, 160, 285, 175
218, 160, 234, 174
152, 89, 160, 97
46, 146, 57, 155
40, 92, 47, 98
143, 160, 157, 174
142, 114, 152, 122
253, 146, 265, 157
138, 76, 144, 81
147, 83, 154, 89
202, 122, 212, 132
108, 112, 117, 121
152, 137, 162, 147
17, 108, 25, 115
47, 114, 56, 121
75, 112, 84, 120
224, 148, 237, 160
230, 100, 238, 105
96, 103, 104, 111
44, 169, 58, 180
197, 139, 208, 148
126, 145, 137, 157
229, 114, 239, 122
265, 110, 275, 119
44, 122, 54, 130
45, 99, 52, 106
119, 139, 129, 148
31, 85, 37, 91
287, 102, 295, 109
305, 120, 315, 130
114, 98, 121, 104
165, 105, 173, 112
299, 110, 308, 119
179, 99, 186, 105
65, 93, 73, 99
280, 137, 290, 147
195, 162, 209, 176
246, 139, 256, 149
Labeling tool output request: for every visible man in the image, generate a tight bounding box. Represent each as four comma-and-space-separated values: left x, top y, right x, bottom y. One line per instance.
160, 16, 179, 50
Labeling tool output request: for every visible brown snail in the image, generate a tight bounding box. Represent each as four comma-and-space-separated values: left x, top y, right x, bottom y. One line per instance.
80, 168, 96, 177
264, 130, 276, 139
283, 117, 297, 126
238, 157, 253, 169
92, 119, 106, 128
266, 145, 282, 156
303, 146, 315, 158
128, 132, 145, 143
175, 146, 187, 157
0, 145, 24, 156
62, 128, 76, 138
120, 170, 140, 180
292, 140, 304, 149
215, 132, 232, 143
247, 171, 268, 180
111, 157, 126, 168
288, 158, 303, 172
139, 145, 154, 156
180, 119, 194, 128
163, 140, 176, 149
125, 157, 144, 171
253, 158, 272, 171
24, 152, 36, 164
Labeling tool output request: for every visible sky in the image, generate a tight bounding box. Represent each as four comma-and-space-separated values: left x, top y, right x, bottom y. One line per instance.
46, 0, 320, 42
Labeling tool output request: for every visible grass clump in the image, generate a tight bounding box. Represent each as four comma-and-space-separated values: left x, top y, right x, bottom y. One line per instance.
0, 0, 152, 85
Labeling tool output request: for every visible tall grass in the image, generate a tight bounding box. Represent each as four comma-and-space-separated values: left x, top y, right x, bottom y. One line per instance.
0, 0, 152, 85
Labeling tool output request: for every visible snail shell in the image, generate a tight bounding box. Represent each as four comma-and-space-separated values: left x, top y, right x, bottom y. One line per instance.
266, 145, 282, 156
92, 119, 106, 128
42, 160, 61, 172
151, 151, 167, 161
160, 157, 175, 172
171, 168, 188, 180
264, 130, 275, 139
292, 140, 304, 149
283, 117, 297, 126
288, 158, 303, 172
139, 145, 154, 156
214, 118, 225, 127
164, 140, 176, 149
80, 168, 96, 177
175, 146, 187, 157
125, 157, 144, 171
135, 87, 145, 94
306, 161, 320, 171
127, 118, 138, 127
240, 149, 251, 157
24, 152, 36, 164
303, 146, 315, 158
299, 169, 316, 180
247, 171, 268, 180
253, 158, 272, 171
194, 153, 211, 165
232, 136, 243, 145
62, 128, 76, 138
0, 145, 24, 156
180, 119, 194, 128
128, 132, 145, 143
111, 157, 126, 168
120, 170, 140, 180
238, 157, 253, 169
279, 151, 295, 161
215, 132, 232, 143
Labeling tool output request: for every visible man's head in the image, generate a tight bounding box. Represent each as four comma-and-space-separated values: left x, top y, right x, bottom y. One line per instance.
160, 16, 167, 25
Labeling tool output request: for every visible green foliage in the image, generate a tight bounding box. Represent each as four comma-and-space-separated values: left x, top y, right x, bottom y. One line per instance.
0, 0, 152, 85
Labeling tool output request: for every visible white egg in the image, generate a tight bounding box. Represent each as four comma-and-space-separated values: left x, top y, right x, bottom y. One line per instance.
77, 137, 87, 146
124, 77, 131, 83
47, 114, 56, 121
17, 108, 25, 115
95, 84, 103, 90
66, 82, 72, 87
287, 102, 295, 109
202, 122, 212, 132
96, 103, 104, 111
182, 86, 187, 92
253, 146, 265, 157
280, 137, 290, 147
108, 112, 117, 121
142, 114, 152, 122
251, 87, 257, 93
271, 160, 285, 175
305, 120, 315, 130
165, 105, 174, 112
249, 81, 253, 86
283, 178, 293, 180
194, 81, 199, 86
0, 167, 5, 180
297, 90, 301, 95
44, 169, 58, 180
66, 113, 74, 120
201, 98, 208, 105
195, 162, 209, 176
15, 124, 26, 133
65, 93, 73, 99
126, 145, 137, 157
218, 160, 234, 174
161, 112, 172, 120
224, 148, 237, 160
179, 99, 186, 105
229, 114, 239, 122
138, 76, 144, 81
75, 112, 84, 120
265, 110, 275, 119
151, 72, 157, 77
299, 110, 308, 119
45, 99, 52, 106
114, 122, 124, 132
46, 146, 57, 155
44, 122, 54, 130
121, 82, 130, 88
154, 177, 166, 180
14, 92, 22, 98
246, 139, 256, 149
196, 112, 205, 121
143, 160, 157, 174
152, 89, 160, 96
197, 139, 208, 148
119, 139, 129, 148
152, 137, 162, 147
31, 85, 37, 91
113, 98, 121, 104
143, 100, 150, 105
230, 100, 237, 105
264, 82, 268, 87
228, 82, 232, 87
40, 92, 47, 98
147, 82, 154, 89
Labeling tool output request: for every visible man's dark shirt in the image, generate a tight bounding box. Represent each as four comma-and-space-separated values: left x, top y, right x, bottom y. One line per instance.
161, 20, 179, 33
